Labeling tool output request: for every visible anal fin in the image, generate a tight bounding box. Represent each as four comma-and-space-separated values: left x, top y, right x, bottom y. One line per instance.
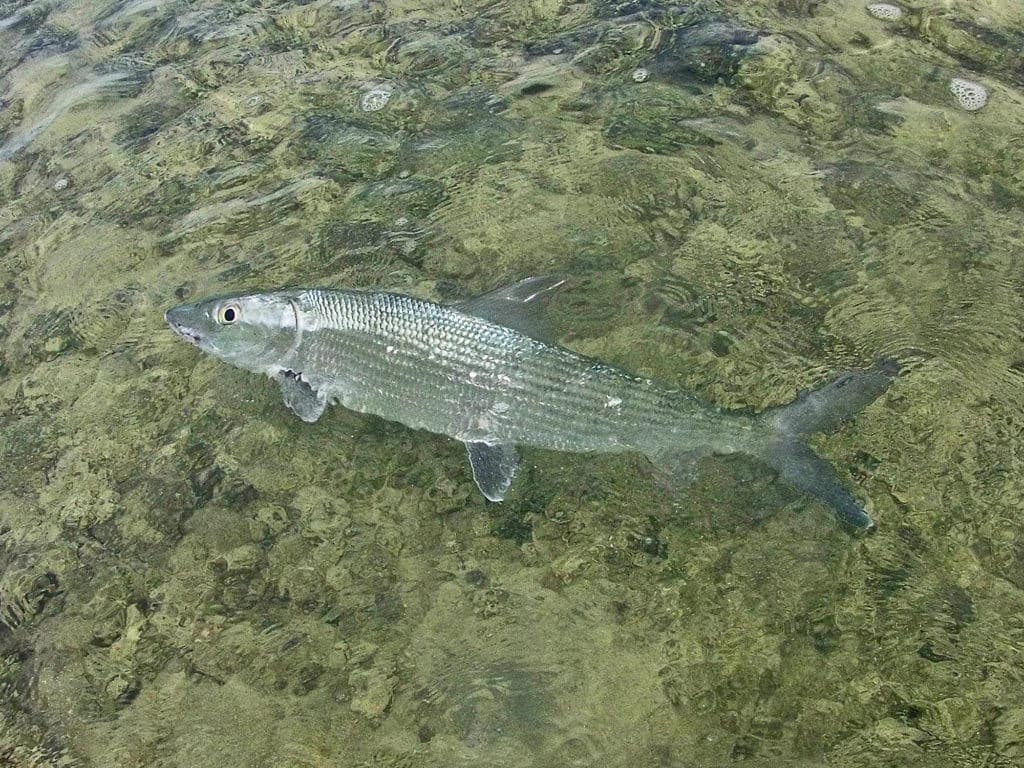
648, 448, 708, 493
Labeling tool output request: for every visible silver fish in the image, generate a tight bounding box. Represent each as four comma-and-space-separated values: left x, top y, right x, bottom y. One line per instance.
165, 276, 897, 529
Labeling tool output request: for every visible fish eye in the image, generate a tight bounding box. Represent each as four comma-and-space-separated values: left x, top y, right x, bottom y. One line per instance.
217, 304, 241, 324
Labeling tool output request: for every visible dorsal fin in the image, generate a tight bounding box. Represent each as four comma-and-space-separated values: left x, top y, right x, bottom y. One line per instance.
453, 275, 566, 342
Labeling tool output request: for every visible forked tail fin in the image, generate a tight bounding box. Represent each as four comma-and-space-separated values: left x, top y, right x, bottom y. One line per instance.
758, 359, 899, 529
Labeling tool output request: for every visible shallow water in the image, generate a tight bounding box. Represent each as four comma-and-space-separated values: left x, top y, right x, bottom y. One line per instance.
1, 0, 1023, 765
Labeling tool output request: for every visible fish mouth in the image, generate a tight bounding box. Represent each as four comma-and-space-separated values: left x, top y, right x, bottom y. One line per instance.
165, 309, 202, 346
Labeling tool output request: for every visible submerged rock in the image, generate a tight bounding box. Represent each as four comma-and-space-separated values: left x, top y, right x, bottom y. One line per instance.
602, 84, 718, 153
524, 4, 765, 84
649, 20, 766, 83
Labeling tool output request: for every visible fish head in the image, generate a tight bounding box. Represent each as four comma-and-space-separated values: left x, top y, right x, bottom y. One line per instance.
165, 292, 300, 373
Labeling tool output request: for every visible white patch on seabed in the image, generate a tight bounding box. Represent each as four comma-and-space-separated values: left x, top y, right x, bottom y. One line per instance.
949, 78, 988, 112
360, 84, 393, 112
865, 3, 903, 21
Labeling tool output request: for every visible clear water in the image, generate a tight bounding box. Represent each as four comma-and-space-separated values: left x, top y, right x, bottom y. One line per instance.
1, 0, 1023, 766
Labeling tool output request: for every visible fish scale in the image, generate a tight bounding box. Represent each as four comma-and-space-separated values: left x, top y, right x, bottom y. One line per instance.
165, 277, 899, 529
292, 288, 752, 455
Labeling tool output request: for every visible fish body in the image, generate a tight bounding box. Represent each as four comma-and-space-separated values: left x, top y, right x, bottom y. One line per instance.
166, 277, 896, 529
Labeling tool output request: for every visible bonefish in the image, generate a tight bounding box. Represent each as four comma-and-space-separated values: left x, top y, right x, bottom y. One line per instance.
165, 276, 897, 528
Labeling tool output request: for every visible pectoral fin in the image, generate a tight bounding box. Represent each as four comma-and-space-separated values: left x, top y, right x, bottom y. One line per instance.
465, 442, 518, 501
278, 372, 327, 423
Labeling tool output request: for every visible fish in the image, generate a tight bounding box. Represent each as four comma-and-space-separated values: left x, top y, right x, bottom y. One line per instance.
165, 276, 898, 529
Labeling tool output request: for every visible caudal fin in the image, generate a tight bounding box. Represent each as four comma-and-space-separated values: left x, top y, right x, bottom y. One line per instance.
759, 359, 899, 529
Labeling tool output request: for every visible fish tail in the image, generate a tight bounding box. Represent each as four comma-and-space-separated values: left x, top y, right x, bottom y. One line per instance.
756, 358, 899, 529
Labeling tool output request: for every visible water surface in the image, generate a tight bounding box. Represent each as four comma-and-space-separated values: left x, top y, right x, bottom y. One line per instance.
1, 0, 1023, 765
